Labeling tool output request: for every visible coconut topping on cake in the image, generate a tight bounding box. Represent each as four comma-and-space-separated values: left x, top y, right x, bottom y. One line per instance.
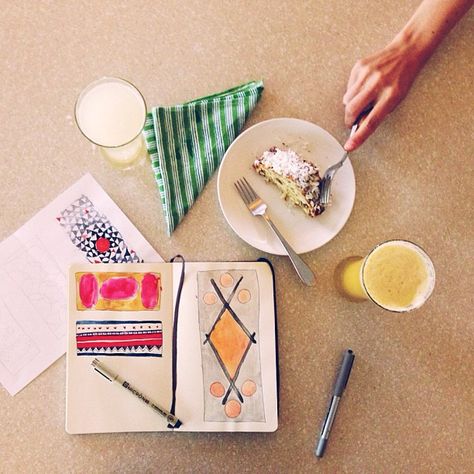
256, 147, 321, 190
253, 146, 324, 217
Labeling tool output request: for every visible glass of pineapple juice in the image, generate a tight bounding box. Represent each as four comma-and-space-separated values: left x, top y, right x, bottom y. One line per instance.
75, 77, 148, 169
335, 240, 435, 312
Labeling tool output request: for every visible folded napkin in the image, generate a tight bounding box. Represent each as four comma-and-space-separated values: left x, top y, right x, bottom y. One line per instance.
143, 80, 264, 235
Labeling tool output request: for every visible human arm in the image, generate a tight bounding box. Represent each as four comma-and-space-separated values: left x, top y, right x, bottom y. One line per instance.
343, 0, 473, 151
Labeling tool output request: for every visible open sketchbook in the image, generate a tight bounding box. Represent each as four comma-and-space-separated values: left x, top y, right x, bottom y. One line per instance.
66, 261, 278, 433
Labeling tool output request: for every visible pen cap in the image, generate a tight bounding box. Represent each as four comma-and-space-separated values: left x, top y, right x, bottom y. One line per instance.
91, 358, 117, 382
334, 350, 355, 397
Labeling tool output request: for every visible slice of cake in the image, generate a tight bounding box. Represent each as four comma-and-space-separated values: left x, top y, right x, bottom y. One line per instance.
253, 146, 324, 216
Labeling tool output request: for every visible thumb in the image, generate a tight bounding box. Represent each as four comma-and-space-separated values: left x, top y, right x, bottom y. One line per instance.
344, 98, 389, 151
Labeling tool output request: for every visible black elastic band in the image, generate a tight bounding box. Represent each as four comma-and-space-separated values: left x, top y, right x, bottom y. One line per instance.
167, 255, 185, 429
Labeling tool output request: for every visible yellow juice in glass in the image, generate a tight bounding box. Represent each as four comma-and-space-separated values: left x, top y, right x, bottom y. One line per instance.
335, 240, 435, 312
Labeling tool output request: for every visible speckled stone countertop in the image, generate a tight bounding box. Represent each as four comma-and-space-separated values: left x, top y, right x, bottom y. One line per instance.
1, 1, 473, 473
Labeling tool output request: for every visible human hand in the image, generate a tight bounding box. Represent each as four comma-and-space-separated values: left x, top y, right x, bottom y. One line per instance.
343, 36, 426, 151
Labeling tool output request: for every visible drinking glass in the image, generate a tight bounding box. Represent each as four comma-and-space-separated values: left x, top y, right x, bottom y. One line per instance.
75, 77, 148, 170
334, 239, 435, 312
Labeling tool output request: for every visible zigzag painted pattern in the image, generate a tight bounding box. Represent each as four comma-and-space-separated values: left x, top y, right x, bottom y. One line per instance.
76, 320, 163, 357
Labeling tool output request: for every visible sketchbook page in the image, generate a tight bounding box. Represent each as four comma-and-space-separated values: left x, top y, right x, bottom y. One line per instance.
0, 234, 66, 396
174, 261, 278, 432
0, 173, 162, 396
66, 263, 173, 434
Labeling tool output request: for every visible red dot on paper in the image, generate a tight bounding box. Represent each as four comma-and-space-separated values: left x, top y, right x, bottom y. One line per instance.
96, 237, 110, 253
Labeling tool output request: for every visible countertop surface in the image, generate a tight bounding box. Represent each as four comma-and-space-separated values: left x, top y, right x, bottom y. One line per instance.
1, 1, 473, 473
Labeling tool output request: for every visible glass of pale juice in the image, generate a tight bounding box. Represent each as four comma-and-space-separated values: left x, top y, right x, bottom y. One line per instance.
75, 77, 147, 169
335, 240, 435, 312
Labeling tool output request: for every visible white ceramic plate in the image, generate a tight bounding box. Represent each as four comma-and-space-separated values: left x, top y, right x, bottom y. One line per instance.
217, 118, 356, 255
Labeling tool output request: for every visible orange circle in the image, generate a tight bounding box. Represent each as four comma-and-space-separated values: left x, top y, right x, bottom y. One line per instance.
224, 399, 241, 418
241, 379, 257, 397
210, 381, 225, 398
203, 292, 217, 305
220, 273, 234, 288
238, 289, 251, 304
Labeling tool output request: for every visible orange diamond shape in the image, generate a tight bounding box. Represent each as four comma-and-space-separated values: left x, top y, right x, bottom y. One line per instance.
210, 309, 249, 378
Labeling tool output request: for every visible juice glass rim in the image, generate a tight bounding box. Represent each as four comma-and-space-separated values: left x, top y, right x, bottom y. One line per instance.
74, 76, 147, 149
360, 239, 436, 313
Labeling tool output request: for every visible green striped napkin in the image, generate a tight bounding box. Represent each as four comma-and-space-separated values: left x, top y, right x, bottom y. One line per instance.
143, 80, 264, 235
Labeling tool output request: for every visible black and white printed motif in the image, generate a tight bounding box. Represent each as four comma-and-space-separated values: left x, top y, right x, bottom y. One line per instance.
57, 195, 142, 263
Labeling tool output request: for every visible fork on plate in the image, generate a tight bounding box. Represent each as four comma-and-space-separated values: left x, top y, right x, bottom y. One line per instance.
234, 177, 316, 286
319, 105, 373, 207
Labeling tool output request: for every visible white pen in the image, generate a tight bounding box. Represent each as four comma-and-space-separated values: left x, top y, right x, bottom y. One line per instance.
91, 358, 182, 428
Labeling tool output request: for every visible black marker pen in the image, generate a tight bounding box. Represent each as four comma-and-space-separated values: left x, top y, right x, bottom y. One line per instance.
315, 349, 355, 458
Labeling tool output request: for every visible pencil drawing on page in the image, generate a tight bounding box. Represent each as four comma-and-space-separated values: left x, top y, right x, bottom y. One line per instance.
0, 299, 40, 375
2, 238, 66, 338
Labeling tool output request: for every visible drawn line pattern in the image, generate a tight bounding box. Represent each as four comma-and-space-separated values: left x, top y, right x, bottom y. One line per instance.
0, 299, 40, 375
75, 320, 163, 357
204, 277, 256, 405
3, 239, 66, 339
57, 195, 142, 264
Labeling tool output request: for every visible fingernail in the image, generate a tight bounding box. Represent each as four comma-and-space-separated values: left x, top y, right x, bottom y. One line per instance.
344, 140, 355, 151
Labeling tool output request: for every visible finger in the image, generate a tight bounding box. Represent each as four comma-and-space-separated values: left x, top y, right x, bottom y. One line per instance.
343, 60, 369, 105
346, 59, 367, 90
343, 96, 391, 151
346, 66, 360, 91
344, 85, 377, 127
343, 71, 365, 106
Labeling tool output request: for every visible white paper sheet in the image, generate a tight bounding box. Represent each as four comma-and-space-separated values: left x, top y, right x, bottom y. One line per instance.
0, 174, 162, 395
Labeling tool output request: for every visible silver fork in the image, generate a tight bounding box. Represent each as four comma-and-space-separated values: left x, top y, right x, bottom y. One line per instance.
319, 105, 373, 207
234, 177, 316, 286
